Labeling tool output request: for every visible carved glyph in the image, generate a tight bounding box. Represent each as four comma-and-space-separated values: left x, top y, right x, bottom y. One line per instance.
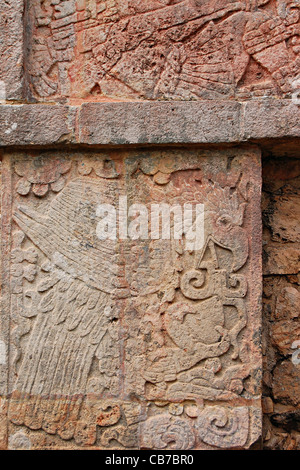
2, 148, 262, 449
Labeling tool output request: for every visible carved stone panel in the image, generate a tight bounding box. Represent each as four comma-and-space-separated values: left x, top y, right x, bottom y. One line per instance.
1, 148, 262, 449
26, 0, 300, 102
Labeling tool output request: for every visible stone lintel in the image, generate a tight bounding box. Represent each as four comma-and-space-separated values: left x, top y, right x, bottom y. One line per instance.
0, 101, 299, 148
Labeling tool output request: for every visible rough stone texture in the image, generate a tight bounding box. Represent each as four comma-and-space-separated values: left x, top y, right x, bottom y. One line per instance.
243, 101, 300, 140
0, 0, 24, 101
262, 155, 300, 450
25, 0, 300, 102
0, 101, 300, 147
0, 0, 299, 454
78, 101, 242, 145
0, 147, 262, 450
0, 105, 76, 147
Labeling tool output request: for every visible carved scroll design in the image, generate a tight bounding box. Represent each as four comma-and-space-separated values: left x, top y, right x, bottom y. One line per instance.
140, 406, 251, 450
197, 406, 250, 449
142, 179, 251, 402
141, 415, 195, 450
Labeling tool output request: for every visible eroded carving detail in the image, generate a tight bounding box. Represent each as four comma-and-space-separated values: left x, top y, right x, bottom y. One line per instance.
197, 406, 250, 449
27, 0, 300, 101
14, 155, 71, 197
5, 149, 261, 449
138, 180, 251, 402
141, 414, 195, 450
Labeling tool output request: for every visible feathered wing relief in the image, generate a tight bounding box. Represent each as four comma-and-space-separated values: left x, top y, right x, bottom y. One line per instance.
9, 176, 123, 445
13, 179, 122, 294
27, 0, 300, 101
9, 283, 115, 443
5, 149, 262, 449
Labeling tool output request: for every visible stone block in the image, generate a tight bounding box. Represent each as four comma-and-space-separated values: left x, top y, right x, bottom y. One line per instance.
0, 105, 76, 146
78, 101, 241, 145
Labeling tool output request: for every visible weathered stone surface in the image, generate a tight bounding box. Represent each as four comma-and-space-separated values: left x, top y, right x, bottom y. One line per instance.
1, 147, 262, 449
0, 101, 299, 147
271, 320, 300, 356
262, 397, 274, 415
270, 411, 300, 432
262, 154, 300, 450
263, 158, 300, 193
275, 286, 300, 320
263, 244, 300, 275
78, 101, 241, 145
25, 0, 300, 102
265, 194, 300, 244
0, 105, 76, 147
262, 155, 300, 276
268, 285, 300, 361
0, 1, 24, 101
244, 101, 300, 140
273, 361, 300, 406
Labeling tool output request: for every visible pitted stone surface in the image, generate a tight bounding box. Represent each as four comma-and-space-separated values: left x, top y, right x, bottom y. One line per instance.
0, 101, 300, 147
1, 1, 299, 105
0, 148, 262, 449
24, 0, 300, 102
0, 0, 298, 454
0, 0, 24, 101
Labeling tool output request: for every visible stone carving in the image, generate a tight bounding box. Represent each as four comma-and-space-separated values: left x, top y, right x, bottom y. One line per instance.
8, 177, 122, 444
26, 0, 300, 101
197, 406, 250, 448
140, 404, 260, 450
78, 155, 120, 179
141, 415, 195, 450
3, 148, 261, 449
128, 163, 256, 403
14, 155, 71, 197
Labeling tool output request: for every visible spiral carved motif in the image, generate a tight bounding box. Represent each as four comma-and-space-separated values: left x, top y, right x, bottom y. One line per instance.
141, 415, 195, 450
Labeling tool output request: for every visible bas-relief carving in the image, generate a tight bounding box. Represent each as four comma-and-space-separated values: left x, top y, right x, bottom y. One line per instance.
27, 0, 300, 101
3, 149, 262, 449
